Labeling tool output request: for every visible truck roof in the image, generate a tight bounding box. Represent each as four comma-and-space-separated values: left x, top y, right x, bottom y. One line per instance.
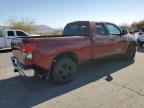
69, 21, 113, 24
4, 29, 24, 31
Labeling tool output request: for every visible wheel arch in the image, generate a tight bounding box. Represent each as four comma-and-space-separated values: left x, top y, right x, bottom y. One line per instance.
51, 51, 79, 71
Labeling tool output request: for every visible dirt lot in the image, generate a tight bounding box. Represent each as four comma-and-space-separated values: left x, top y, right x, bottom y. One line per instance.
0, 48, 144, 108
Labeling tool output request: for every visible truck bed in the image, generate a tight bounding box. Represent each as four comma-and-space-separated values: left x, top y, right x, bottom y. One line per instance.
12, 34, 92, 70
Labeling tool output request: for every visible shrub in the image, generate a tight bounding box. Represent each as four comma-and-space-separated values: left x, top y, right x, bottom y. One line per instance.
0, 30, 3, 37
8, 17, 36, 33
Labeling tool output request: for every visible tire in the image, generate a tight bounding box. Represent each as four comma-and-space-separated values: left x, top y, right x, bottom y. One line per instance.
52, 58, 77, 84
124, 45, 136, 60
34, 69, 47, 79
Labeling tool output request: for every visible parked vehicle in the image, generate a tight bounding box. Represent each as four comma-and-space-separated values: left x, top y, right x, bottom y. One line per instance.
11, 21, 137, 84
0, 30, 29, 49
0, 30, 40, 49
137, 33, 144, 47
140, 27, 144, 33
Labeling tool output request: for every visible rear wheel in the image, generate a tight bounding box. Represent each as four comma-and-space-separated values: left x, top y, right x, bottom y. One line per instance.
52, 58, 77, 84
34, 69, 48, 79
124, 45, 136, 60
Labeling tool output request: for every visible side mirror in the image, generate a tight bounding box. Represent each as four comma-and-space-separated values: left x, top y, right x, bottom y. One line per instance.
121, 29, 128, 35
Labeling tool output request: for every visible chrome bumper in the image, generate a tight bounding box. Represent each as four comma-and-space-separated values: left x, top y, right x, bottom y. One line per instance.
11, 56, 33, 73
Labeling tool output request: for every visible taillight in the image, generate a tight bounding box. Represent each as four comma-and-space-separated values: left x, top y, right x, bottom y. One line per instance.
21, 43, 37, 52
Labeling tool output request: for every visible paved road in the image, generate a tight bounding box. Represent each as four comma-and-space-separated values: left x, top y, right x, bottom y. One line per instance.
0, 48, 144, 108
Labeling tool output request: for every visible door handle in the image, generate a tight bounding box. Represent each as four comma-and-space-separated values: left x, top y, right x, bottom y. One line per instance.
110, 37, 115, 41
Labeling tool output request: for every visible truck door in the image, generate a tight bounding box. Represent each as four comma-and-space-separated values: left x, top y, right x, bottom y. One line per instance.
92, 23, 112, 59
5, 31, 15, 48
105, 23, 127, 55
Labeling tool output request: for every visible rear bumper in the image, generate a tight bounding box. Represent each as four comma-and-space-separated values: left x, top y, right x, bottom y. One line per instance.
11, 56, 34, 73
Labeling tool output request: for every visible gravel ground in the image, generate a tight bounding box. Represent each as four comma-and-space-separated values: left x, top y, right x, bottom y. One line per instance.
0, 48, 144, 108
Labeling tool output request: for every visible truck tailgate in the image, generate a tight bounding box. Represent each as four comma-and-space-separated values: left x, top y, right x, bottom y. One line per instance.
11, 38, 26, 64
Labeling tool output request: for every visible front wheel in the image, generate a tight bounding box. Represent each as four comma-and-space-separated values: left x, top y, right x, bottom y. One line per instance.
124, 45, 136, 60
52, 58, 77, 84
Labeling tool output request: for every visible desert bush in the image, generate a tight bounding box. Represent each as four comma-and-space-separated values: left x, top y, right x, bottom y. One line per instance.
0, 30, 3, 37
131, 19, 144, 29
51, 31, 62, 35
8, 17, 36, 33
119, 23, 131, 31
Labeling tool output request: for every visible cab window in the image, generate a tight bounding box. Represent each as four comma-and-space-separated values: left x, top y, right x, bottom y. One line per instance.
16, 31, 28, 36
8, 31, 14, 36
95, 23, 107, 36
106, 24, 121, 35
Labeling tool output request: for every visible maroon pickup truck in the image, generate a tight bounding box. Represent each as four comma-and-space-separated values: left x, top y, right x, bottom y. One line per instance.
11, 21, 136, 84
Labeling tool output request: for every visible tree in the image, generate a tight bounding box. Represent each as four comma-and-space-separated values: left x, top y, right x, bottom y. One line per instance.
131, 19, 144, 29
51, 30, 63, 35
0, 25, 3, 36
8, 17, 36, 33
0, 30, 3, 37
119, 23, 131, 31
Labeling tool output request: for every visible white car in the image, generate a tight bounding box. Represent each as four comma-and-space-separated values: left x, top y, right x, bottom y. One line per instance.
140, 28, 144, 33
137, 33, 144, 47
0, 30, 39, 49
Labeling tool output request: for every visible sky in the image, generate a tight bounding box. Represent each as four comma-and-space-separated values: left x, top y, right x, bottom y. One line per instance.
0, 0, 144, 28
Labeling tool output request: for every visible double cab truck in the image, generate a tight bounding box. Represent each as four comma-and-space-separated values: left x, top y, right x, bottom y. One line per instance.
0, 30, 29, 49
11, 21, 137, 84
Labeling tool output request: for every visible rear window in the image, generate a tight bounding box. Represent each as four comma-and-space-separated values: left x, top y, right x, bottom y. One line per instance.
63, 22, 90, 36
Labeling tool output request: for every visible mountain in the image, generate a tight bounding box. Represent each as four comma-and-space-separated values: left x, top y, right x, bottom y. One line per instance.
35, 25, 56, 33
0, 25, 63, 34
